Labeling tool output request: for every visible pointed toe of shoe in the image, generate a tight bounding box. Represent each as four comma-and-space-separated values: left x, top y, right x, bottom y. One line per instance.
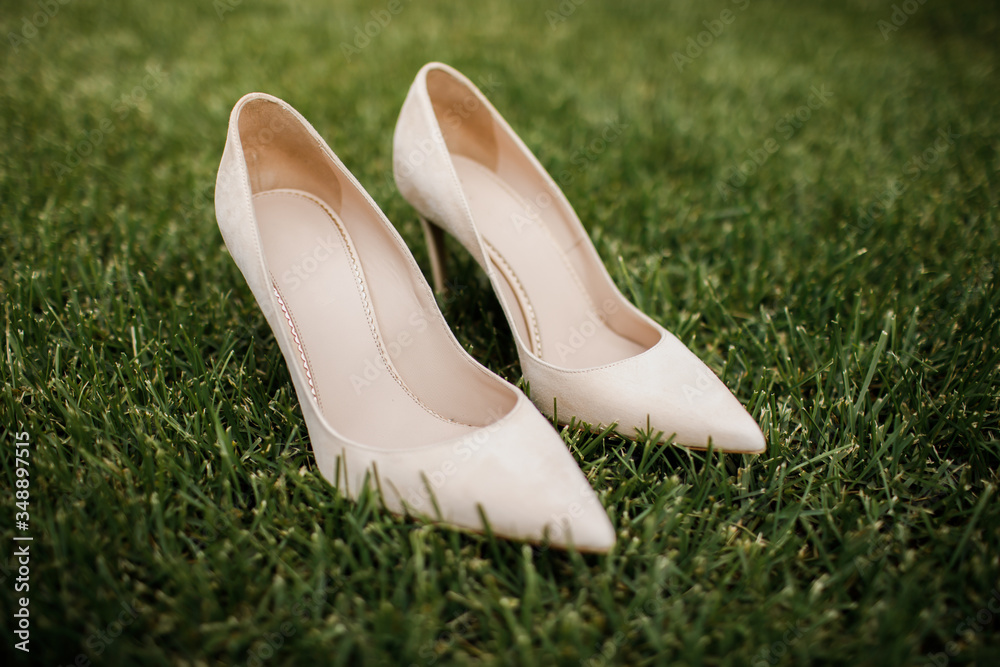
448, 434, 617, 551
644, 333, 766, 453
393, 63, 764, 458
474, 417, 617, 552
626, 334, 767, 453
521, 329, 766, 454
557, 500, 617, 553
672, 392, 766, 454
710, 403, 766, 454
375, 398, 616, 551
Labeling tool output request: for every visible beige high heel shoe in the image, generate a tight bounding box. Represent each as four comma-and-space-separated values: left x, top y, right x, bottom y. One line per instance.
393, 63, 765, 454
214, 92, 616, 551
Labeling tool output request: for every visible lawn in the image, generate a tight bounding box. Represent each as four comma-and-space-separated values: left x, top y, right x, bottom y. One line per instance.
2, 0, 999, 664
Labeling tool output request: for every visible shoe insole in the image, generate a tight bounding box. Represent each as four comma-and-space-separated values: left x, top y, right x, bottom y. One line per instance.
254, 189, 477, 449
452, 156, 646, 368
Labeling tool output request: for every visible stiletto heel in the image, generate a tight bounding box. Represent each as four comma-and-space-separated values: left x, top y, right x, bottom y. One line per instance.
420, 216, 448, 295
214, 93, 615, 551
393, 63, 766, 453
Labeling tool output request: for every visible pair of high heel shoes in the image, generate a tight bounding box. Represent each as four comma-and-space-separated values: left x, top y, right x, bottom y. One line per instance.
214, 62, 765, 553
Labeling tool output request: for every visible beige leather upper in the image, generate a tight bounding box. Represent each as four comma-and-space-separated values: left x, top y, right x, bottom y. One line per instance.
215, 93, 617, 550
393, 63, 765, 453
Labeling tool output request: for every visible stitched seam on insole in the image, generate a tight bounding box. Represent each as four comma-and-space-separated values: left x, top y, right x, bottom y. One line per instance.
272, 281, 320, 408
460, 158, 601, 318
483, 240, 543, 357
256, 189, 469, 427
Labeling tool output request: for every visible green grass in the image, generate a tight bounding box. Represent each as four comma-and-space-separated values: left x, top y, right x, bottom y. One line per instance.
2, 0, 999, 664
